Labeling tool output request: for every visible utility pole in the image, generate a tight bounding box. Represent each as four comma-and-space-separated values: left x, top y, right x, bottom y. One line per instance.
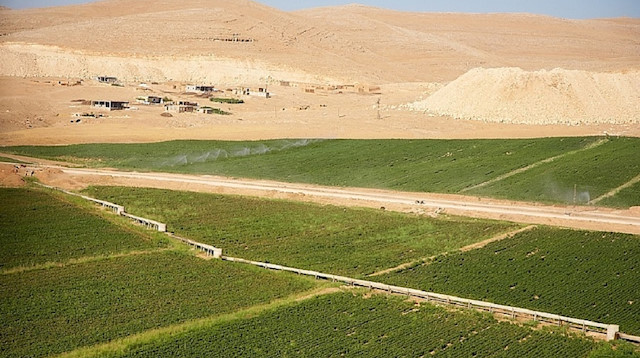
376, 97, 381, 120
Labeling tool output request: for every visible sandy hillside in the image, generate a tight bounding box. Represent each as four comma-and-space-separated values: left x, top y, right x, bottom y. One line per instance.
0, 0, 639, 144
1, 1, 639, 83
297, 5, 640, 82
407, 67, 640, 125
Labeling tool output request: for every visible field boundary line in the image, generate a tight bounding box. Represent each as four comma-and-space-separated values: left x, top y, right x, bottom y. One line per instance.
367, 256, 436, 277
368, 225, 536, 277
590, 173, 640, 205
222, 255, 622, 341
459, 225, 537, 252
460, 139, 608, 193
55, 286, 340, 358
1, 248, 172, 275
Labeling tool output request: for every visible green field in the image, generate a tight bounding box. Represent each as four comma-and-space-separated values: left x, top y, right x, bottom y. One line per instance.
89, 291, 604, 358
83, 186, 518, 277
466, 137, 640, 205
375, 226, 640, 335
598, 181, 640, 208
1, 182, 638, 357
0, 188, 166, 270
0, 251, 316, 358
0, 155, 28, 163
7, 137, 639, 206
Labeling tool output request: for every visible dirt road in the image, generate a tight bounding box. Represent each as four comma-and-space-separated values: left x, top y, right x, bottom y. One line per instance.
32, 166, 640, 235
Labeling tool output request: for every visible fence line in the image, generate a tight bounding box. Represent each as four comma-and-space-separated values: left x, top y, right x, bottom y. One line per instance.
37, 183, 166, 232
618, 333, 640, 344
222, 256, 623, 341
36, 182, 635, 343
37, 182, 221, 257
167, 233, 222, 258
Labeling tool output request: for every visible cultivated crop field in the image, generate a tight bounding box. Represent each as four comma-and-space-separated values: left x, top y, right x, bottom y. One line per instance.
0, 250, 317, 358
6, 136, 639, 207
0, 187, 318, 358
598, 181, 640, 208
83, 186, 518, 277
466, 137, 640, 205
0, 188, 166, 270
375, 226, 640, 335
1, 185, 637, 357
91, 291, 600, 357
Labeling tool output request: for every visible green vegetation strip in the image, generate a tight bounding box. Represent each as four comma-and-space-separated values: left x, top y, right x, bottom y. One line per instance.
88, 291, 604, 358
0, 251, 316, 358
8, 137, 640, 207
210, 97, 244, 104
375, 226, 640, 335
0, 155, 28, 164
0, 188, 165, 270
84, 186, 518, 277
199, 106, 231, 115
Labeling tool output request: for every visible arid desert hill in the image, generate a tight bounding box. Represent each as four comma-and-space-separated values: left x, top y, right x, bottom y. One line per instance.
0, 0, 639, 144
407, 67, 640, 125
1, 0, 639, 83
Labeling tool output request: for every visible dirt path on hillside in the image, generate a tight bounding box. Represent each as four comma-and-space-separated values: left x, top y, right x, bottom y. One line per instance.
21, 164, 640, 235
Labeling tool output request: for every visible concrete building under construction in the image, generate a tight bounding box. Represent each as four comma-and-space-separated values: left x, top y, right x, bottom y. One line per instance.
185, 85, 217, 94
91, 100, 129, 111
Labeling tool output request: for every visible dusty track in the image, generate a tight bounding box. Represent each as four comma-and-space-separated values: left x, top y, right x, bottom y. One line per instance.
30, 166, 640, 235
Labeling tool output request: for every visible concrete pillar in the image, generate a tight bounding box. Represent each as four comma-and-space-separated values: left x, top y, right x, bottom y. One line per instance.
607, 325, 619, 341
212, 248, 222, 259
157, 223, 167, 232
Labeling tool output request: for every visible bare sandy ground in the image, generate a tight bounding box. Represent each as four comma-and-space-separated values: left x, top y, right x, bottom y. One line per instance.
1, 76, 637, 145
0, 1, 638, 144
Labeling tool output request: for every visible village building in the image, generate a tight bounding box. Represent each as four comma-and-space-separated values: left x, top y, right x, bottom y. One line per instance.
178, 101, 198, 106
198, 107, 214, 114
356, 84, 382, 94
165, 101, 197, 113
136, 96, 164, 105
185, 85, 217, 94
91, 100, 129, 111
236, 87, 271, 98
95, 76, 118, 84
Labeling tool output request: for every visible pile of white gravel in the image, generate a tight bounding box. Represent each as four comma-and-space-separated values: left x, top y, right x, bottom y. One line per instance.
406, 67, 640, 125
